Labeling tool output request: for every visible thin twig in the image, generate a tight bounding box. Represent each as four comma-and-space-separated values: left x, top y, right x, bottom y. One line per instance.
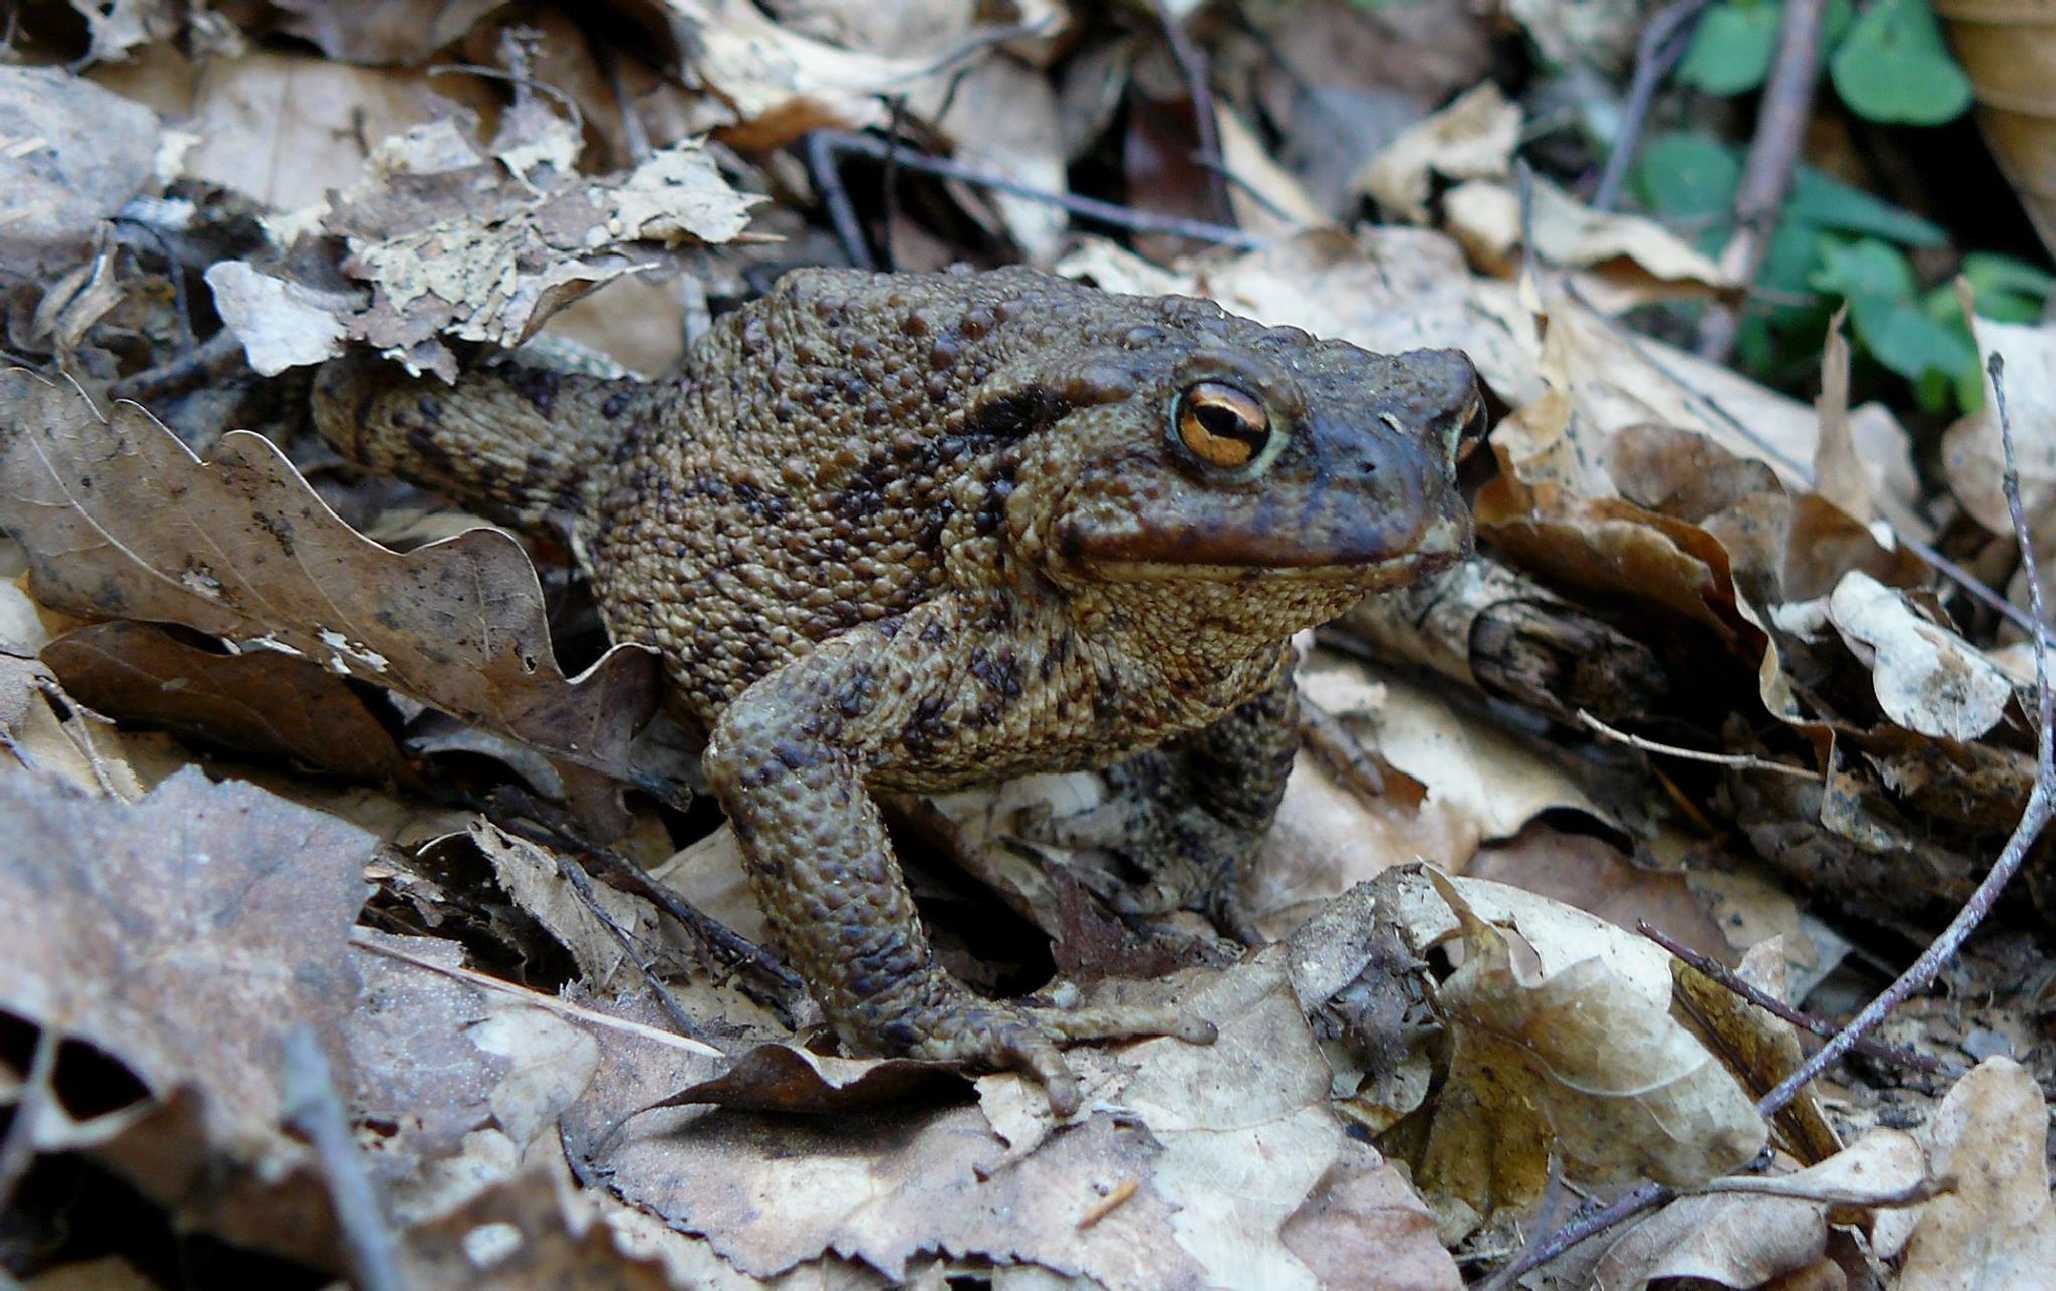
1685, 1172, 1944, 1208
281, 1026, 403, 1291
1696, 0, 1829, 360
349, 929, 726, 1059
806, 131, 878, 271
106, 328, 244, 404
1187, 154, 1312, 229
1756, 352, 2056, 1119
810, 131, 1266, 249
553, 850, 706, 1042
1154, 0, 1233, 227
1578, 709, 1820, 778
1638, 920, 1958, 1076
1592, 0, 1719, 211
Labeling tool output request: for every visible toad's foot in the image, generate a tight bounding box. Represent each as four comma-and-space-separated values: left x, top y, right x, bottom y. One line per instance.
876, 973, 1216, 1116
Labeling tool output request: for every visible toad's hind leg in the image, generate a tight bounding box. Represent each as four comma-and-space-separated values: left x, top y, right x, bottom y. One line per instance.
700, 597, 1215, 1115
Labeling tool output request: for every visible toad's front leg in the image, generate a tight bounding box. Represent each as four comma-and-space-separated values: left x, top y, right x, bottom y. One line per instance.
701, 598, 1215, 1115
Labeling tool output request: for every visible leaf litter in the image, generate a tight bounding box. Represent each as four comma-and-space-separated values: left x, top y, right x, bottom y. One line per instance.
0, 3, 2052, 1289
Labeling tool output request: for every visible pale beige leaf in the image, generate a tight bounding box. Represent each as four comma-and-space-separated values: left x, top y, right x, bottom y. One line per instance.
1593, 1131, 1925, 1289
1398, 870, 1766, 1217
1827, 571, 2014, 742
1898, 1057, 2056, 1289
1943, 311, 2056, 541
1358, 83, 1519, 223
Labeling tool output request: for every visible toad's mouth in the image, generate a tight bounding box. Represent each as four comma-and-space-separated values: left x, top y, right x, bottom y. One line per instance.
1084, 517, 1471, 586
1075, 510, 1472, 585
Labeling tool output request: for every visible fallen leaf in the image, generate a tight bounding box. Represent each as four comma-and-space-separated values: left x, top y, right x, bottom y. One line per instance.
0, 369, 664, 792
469, 819, 658, 991
1358, 82, 1518, 223
1943, 310, 2056, 542
42, 619, 410, 781
1592, 1130, 1926, 1289
0, 767, 374, 1265
0, 67, 163, 282
1394, 869, 1766, 1222
1827, 571, 2015, 742
1892, 1057, 2056, 1288
270, 0, 510, 65
393, 1156, 675, 1290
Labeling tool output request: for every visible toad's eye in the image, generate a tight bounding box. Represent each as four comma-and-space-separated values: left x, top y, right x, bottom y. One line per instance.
1174, 381, 1272, 471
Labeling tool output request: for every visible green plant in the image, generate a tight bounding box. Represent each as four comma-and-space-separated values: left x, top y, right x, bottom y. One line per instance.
1634, 133, 2052, 412
1679, 0, 1971, 126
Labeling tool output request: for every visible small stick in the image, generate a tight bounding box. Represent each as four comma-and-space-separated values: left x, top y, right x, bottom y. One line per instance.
349, 929, 726, 1059
1578, 709, 1820, 779
1697, 0, 1829, 360
553, 850, 706, 1042
1154, 0, 1233, 226
282, 1026, 403, 1291
1592, 0, 1719, 211
810, 131, 1265, 249
1755, 352, 2056, 1120
0, 1024, 57, 1211
1078, 1178, 1140, 1229
1637, 920, 1958, 1076
807, 131, 877, 271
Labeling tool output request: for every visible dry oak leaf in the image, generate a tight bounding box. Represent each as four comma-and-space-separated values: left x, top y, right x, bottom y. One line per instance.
566, 949, 1458, 1290
1391, 869, 1766, 1221
0, 369, 663, 785
1886, 1056, 2056, 1289
0, 767, 374, 1264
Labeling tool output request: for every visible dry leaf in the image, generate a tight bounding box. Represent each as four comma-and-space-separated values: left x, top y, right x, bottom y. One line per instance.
1813, 308, 1872, 523
0, 768, 374, 1265
41, 619, 410, 781
271, 0, 510, 65
1358, 83, 1518, 223
1395, 869, 1766, 1221
1827, 571, 2015, 742
324, 121, 759, 377
1445, 176, 1735, 307
1893, 1057, 2056, 1288
1943, 310, 2056, 542
469, 820, 658, 991
650, 0, 1008, 150
565, 944, 1459, 1289
0, 370, 664, 790
0, 67, 163, 281
1592, 1131, 1925, 1289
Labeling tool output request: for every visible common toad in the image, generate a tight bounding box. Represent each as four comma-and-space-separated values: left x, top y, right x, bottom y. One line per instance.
314, 266, 1480, 1113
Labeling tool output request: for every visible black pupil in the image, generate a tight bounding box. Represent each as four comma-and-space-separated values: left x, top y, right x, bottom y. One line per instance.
1195, 399, 1263, 445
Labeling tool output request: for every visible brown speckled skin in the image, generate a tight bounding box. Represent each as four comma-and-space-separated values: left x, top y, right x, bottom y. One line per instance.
314, 265, 1478, 1112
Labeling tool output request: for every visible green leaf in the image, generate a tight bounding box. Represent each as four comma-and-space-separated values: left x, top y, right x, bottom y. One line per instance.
1810, 236, 1918, 301
1633, 132, 1742, 234
1961, 251, 2056, 302
1786, 167, 1945, 245
1829, 0, 1972, 125
1848, 291, 1977, 384
1679, 1, 1782, 95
